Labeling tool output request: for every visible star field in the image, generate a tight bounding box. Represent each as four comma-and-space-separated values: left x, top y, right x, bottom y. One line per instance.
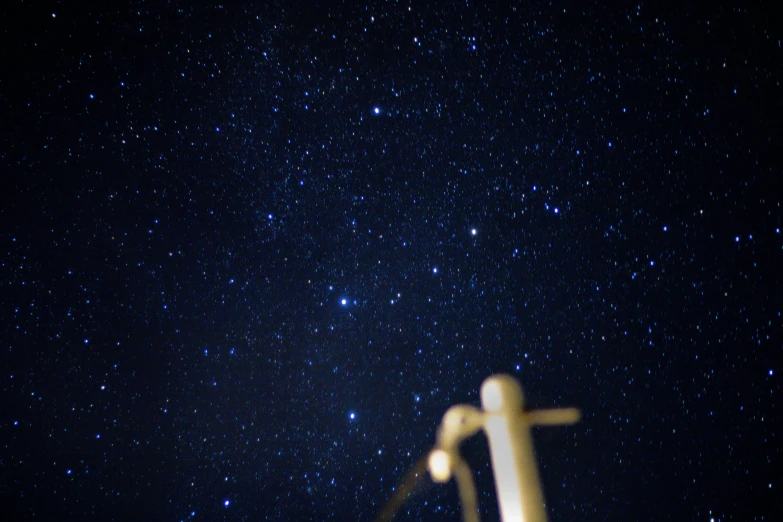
1, 1, 781, 521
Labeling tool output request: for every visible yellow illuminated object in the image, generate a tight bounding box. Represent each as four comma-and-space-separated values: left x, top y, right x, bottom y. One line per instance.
373, 374, 581, 522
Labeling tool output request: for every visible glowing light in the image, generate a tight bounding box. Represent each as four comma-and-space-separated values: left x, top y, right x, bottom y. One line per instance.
428, 449, 452, 483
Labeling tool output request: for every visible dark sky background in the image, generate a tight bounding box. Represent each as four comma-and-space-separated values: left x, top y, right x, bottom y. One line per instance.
1, 1, 780, 521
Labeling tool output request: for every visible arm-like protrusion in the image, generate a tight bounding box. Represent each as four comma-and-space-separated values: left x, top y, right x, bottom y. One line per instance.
527, 407, 581, 426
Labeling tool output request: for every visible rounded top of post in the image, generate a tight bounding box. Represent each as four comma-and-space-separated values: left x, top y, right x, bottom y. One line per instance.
480, 374, 526, 412
439, 405, 483, 447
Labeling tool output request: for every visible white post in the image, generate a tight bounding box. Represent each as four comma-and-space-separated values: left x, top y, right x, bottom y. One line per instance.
480, 375, 580, 522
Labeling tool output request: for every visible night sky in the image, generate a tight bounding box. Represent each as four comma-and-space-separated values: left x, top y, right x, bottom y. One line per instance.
1, 1, 781, 521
